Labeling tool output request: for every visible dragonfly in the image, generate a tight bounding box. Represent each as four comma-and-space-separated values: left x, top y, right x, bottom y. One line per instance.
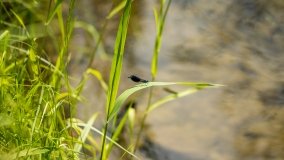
128, 75, 148, 83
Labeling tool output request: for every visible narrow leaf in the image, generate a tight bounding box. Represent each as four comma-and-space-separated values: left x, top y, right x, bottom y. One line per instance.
107, 0, 127, 19
11, 10, 26, 31
74, 113, 99, 152
108, 81, 221, 122
87, 68, 108, 92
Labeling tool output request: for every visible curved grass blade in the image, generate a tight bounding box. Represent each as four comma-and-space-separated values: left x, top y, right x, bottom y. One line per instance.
108, 81, 222, 123
107, 0, 127, 19
86, 68, 108, 92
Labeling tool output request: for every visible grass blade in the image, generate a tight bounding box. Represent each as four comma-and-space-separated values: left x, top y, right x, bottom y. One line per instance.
151, 0, 172, 79
100, 0, 133, 159
108, 81, 221, 123
74, 113, 99, 153
86, 68, 108, 92
10, 10, 27, 32
107, 0, 127, 19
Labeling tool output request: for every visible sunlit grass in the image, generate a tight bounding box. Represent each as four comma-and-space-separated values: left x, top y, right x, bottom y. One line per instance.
0, 0, 78, 159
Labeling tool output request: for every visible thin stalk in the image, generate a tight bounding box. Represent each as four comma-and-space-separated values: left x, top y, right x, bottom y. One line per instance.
100, 114, 110, 160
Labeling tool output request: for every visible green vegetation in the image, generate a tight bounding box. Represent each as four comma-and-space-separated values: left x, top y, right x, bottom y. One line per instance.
0, 0, 221, 159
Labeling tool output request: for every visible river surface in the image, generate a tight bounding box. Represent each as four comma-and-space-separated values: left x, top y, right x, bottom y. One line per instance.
70, 0, 284, 159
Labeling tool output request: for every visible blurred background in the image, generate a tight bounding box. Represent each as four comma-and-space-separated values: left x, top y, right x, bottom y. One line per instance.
68, 0, 284, 159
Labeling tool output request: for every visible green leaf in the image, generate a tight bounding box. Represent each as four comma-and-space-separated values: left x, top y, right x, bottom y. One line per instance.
105, 0, 133, 115
108, 81, 222, 123
101, 1, 133, 158
104, 0, 132, 116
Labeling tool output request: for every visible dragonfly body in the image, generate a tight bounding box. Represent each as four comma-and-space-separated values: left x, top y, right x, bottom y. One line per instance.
128, 75, 148, 83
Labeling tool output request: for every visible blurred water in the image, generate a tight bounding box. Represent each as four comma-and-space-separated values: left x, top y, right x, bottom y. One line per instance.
71, 0, 284, 159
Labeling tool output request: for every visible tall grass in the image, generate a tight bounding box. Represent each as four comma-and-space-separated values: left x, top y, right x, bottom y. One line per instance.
0, 0, 221, 159
99, 0, 133, 159
0, 0, 78, 159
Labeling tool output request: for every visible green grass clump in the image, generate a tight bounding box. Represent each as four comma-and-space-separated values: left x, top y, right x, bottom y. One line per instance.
0, 0, 222, 159
0, 0, 78, 159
